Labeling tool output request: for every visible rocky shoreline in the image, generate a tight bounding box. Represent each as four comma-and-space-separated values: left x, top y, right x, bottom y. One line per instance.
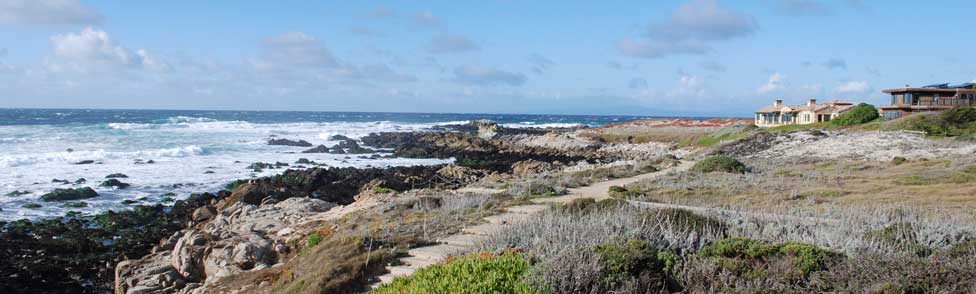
0, 121, 629, 293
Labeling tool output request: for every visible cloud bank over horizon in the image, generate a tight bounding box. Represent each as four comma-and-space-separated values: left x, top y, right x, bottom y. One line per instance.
0, 1, 973, 117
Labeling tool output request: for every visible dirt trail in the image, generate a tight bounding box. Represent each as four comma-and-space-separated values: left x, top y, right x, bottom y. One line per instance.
369, 161, 693, 288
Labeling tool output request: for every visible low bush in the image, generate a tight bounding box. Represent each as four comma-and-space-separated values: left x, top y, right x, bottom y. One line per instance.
373, 251, 533, 294
830, 103, 879, 126
594, 240, 676, 289
690, 155, 747, 174
697, 238, 837, 276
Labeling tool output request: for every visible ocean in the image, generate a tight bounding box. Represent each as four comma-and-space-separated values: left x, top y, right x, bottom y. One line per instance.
0, 108, 650, 220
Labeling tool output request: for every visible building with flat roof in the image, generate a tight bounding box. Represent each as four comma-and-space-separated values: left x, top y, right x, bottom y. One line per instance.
880, 83, 976, 120
754, 99, 854, 127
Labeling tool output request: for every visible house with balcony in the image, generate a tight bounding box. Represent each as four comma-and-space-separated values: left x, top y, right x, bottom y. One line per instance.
754, 99, 854, 127
880, 83, 976, 120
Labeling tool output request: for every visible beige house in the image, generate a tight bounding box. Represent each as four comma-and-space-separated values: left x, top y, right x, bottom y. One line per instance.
754, 99, 854, 127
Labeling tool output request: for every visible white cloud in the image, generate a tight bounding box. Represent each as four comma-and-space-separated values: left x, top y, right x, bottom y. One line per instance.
619, 0, 758, 58
757, 73, 785, 94
414, 11, 439, 26
835, 80, 870, 94
48, 27, 167, 72
253, 32, 339, 70
452, 65, 526, 86
424, 34, 479, 54
0, 0, 101, 24
669, 74, 705, 97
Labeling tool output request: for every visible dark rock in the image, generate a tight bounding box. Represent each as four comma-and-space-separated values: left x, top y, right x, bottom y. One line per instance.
4, 190, 30, 197
121, 199, 138, 205
146, 160, 155, 164
302, 140, 375, 154
100, 179, 131, 189
274, 162, 290, 168
52, 179, 70, 184
21, 203, 41, 209
301, 145, 331, 153
296, 158, 314, 165
74, 178, 87, 184
248, 162, 275, 171
62, 201, 88, 208
204, 171, 215, 174
75, 160, 95, 165
105, 173, 129, 178
329, 134, 352, 141
267, 138, 313, 147
40, 187, 99, 201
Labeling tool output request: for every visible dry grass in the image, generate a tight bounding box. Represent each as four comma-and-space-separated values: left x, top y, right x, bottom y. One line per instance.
625, 155, 976, 214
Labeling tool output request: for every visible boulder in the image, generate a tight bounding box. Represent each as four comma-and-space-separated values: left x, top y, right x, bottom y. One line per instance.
101, 179, 132, 189
191, 206, 217, 223
267, 138, 313, 147
106, 173, 129, 178
171, 230, 208, 282
41, 187, 99, 201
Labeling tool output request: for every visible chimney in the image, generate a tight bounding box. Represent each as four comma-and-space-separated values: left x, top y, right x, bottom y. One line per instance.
774, 99, 782, 108
807, 99, 816, 107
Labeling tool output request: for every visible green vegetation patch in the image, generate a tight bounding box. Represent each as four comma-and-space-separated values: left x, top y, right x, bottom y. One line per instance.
698, 238, 838, 276
690, 155, 747, 174
830, 103, 879, 126
374, 251, 533, 294
594, 239, 679, 288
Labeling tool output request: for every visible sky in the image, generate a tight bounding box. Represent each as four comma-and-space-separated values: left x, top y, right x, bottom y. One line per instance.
0, 0, 973, 117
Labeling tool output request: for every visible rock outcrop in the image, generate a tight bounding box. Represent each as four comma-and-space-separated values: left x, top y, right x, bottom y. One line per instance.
114, 198, 337, 294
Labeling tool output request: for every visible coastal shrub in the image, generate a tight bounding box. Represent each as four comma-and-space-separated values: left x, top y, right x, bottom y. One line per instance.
864, 222, 931, 256
373, 251, 533, 294
275, 236, 395, 294
942, 106, 976, 125
40, 187, 98, 201
830, 103, 879, 126
594, 240, 675, 289
608, 186, 627, 193
697, 238, 837, 276
690, 155, 747, 174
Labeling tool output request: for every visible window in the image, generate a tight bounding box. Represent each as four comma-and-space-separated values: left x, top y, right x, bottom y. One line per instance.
904, 93, 913, 105
891, 94, 898, 105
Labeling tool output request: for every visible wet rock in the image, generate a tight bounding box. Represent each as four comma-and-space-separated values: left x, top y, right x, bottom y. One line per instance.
329, 134, 352, 141
22, 203, 41, 209
75, 160, 95, 165
75, 178, 87, 184
41, 187, 99, 201
52, 178, 71, 184
301, 145, 331, 153
62, 201, 88, 208
101, 179, 132, 189
267, 138, 313, 147
4, 190, 30, 197
247, 162, 275, 171
106, 173, 129, 178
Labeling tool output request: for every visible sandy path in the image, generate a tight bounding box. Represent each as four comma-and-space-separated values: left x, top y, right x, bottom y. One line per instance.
369, 161, 693, 288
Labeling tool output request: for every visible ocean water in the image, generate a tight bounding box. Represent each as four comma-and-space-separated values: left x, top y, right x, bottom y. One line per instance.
0, 109, 649, 220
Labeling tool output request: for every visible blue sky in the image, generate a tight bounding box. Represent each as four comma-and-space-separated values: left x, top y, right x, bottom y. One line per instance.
0, 0, 973, 117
